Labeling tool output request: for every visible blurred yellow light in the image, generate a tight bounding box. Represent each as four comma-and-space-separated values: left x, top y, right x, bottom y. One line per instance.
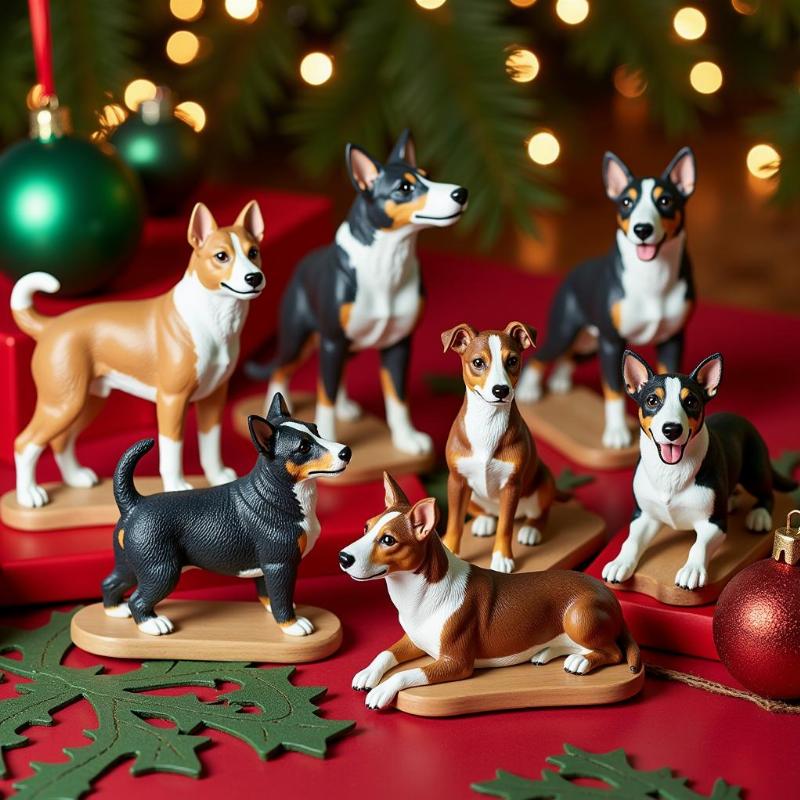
225, 0, 259, 20
690, 61, 723, 94
506, 49, 540, 82
99, 103, 127, 128
416, 0, 447, 7
170, 0, 203, 21
673, 7, 706, 39
26, 83, 46, 110
175, 101, 206, 132
527, 131, 560, 165
746, 144, 780, 179
509, 0, 537, 6
124, 79, 157, 111
300, 52, 334, 86
613, 65, 647, 98
731, 0, 758, 14
555, 0, 589, 25
166, 30, 200, 65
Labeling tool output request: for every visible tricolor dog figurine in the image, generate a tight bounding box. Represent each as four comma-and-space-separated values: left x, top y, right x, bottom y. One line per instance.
441, 321, 563, 573
339, 474, 641, 711
517, 148, 696, 451
245, 130, 468, 455
11, 201, 265, 508
602, 351, 798, 591
101, 393, 351, 636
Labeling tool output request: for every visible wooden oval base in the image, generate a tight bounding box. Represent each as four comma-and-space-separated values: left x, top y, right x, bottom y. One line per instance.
458, 502, 606, 573
71, 600, 342, 662
388, 658, 644, 717
517, 386, 639, 470
232, 392, 435, 485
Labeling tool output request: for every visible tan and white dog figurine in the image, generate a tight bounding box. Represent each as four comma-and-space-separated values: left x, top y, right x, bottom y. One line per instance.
338, 473, 641, 710
11, 201, 265, 508
441, 322, 562, 573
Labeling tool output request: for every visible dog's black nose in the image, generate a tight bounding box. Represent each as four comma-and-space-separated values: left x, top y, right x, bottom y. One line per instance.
662, 422, 683, 441
633, 223, 654, 241
338, 446, 352, 463
492, 384, 510, 400
244, 272, 263, 288
451, 187, 469, 205
339, 551, 355, 569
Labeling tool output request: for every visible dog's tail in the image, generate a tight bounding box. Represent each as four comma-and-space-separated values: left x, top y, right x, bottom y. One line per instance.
10, 272, 61, 340
619, 624, 642, 673
772, 466, 799, 495
113, 438, 153, 517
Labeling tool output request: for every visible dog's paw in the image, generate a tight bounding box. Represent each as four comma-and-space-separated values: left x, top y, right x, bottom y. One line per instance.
16, 484, 49, 508
365, 679, 400, 710
104, 602, 131, 619
746, 506, 772, 532
472, 515, 497, 537
392, 429, 433, 456
602, 423, 632, 449
208, 466, 237, 486
490, 551, 515, 573
162, 477, 193, 492
335, 395, 362, 422
531, 647, 557, 665
602, 558, 636, 584
564, 654, 591, 675
515, 368, 543, 404
280, 616, 315, 636
547, 372, 573, 395
352, 664, 387, 691
517, 525, 542, 546
727, 493, 741, 513
675, 562, 708, 591
138, 615, 174, 636
63, 466, 99, 488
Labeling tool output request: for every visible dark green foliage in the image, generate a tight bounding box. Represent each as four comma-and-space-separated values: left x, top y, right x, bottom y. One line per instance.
750, 93, 800, 207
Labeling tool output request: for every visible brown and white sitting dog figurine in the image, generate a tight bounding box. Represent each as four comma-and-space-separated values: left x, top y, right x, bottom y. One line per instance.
338, 473, 641, 710
441, 321, 561, 573
11, 201, 265, 508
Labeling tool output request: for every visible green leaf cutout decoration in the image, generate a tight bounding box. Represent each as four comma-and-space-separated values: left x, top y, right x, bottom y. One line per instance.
0, 609, 354, 799
472, 744, 741, 800
554, 469, 595, 496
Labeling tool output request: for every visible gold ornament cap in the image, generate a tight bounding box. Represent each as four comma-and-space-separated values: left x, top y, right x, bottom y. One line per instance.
29, 95, 71, 141
772, 509, 800, 566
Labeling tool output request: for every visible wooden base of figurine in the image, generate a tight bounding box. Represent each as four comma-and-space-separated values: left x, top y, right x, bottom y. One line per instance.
603, 493, 796, 606
232, 392, 435, 484
517, 387, 639, 470
457, 502, 606, 573
0, 477, 209, 532
390, 659, 644, 717
71, 600, 342, 662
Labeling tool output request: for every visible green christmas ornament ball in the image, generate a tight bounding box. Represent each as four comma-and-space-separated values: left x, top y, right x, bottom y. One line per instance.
0, 113, 145, 296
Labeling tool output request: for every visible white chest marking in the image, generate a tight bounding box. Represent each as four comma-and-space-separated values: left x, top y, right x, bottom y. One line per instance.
336, 222, 421, 351
293, 480, 321, 557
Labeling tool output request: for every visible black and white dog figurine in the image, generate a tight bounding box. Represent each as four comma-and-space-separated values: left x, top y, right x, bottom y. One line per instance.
245, 130, 468, 455
602, 351, 797, 591
101, 393, 351, 636
517, 148, 697, 449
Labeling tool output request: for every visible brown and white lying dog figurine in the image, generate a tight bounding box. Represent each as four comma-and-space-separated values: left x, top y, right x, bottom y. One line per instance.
441, 321, 561, 573
338, 473, 640, 709
11, 201, 265, 508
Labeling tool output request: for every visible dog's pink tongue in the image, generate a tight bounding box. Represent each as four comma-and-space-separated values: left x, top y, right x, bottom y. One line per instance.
636, 243, 658, 261
659, 443, 683, 464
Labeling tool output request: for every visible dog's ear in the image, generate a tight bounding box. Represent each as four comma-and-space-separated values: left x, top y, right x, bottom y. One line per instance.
388, 129, 416, 167
346, 144, 382, 193
441, 323, 477, 354
188, 202, 218, 248
602, 152, 634, 200
690, 352, 723, 399
235, 200, 265, 242
266, 392, 291, 422
248, 415, 275, 456
383, 471, 410, 508
408, 497, 439, 541
662, 146, 696, 198
504, 321, 537, 351
622, 350, 654, 396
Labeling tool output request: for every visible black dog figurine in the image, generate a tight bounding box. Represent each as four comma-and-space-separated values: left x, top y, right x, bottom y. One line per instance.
517, 147, 697, 450
245, 129, 468, 456
101, 393, 351, 636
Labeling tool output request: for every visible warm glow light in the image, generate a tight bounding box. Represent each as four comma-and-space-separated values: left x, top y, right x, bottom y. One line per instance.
746, 143, 780, 179
225, 0, 259, 20
124, 79, 157, 111
300, 52, 334, 86
506, 49, 540, 82
527, 131, 560, 165
509, 0, 537, 6
555, 0, 589, 25
731, 0, 758, 14
175, 101, 206, 131
166, 30, 200, 65
690, 61, 723, 94
613, 65, 647, 98
26, 84, 46, 110
99, 103, 127, 128
170, 0, 203, 21
673, 7, 706, 40
415, 0, 447, 8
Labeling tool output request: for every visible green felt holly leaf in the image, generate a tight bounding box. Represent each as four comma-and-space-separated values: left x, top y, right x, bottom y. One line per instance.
472, 744, 741, 800
554, 468, 594, 496
0, 609, 354, 799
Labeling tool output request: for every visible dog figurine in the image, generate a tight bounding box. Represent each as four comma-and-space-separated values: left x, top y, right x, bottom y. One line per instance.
441, 321, 562, 573
602, 350, 798, 590
11, 201, 266, 507
101, 393, 351, 636
339, 473, 641, 709
245, 130, 468, 455
516, 148, 697, 449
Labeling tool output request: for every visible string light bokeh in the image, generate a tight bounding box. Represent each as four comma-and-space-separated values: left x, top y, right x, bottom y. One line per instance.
124, 79, 158, 111
300, 52, 334, 86
166, 31, 200, 65
528, 131, 560, 165
555, 0, 589, 25
506, 49, 540, 83
673, 7, 706, 40
690, 61, 723, 94
746, 144, 781, 179
169, 0, 203, 22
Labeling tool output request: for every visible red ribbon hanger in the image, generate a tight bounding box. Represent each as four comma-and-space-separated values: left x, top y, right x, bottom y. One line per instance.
27, 0, 55, 98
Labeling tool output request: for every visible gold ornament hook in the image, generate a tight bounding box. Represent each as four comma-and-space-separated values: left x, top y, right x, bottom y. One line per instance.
772, 509, 800, 566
